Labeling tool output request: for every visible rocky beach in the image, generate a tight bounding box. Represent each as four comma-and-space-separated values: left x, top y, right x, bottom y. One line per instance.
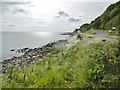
1, 39, 69, 73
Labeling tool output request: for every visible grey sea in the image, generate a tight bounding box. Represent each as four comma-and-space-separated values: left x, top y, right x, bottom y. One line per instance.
0, 32, 68, 61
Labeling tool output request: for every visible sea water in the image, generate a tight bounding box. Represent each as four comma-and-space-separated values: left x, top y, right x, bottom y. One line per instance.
0, 32, 67, 61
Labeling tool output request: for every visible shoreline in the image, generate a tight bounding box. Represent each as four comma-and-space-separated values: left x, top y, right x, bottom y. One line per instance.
1, 39, 69, 73
1, 31, 118, 73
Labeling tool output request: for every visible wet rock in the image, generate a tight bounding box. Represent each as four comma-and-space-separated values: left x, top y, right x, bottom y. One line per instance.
16, 47, 29, 53
10, 49, 15, 51
102, 39, 106, 42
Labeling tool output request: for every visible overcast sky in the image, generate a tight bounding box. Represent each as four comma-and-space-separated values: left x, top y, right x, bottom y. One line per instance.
0, 0, 117, 32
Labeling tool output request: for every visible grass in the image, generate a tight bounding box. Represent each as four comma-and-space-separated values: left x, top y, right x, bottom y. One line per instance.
99, 29, 108, 33
106, 35, 120, 39
83, 29, 96, 35
1, 38, 120, 88
83, 29, 108, 35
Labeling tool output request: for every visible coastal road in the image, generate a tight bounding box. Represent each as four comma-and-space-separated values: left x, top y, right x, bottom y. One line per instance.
80, 30, 118, 42
65, 30, 118, 49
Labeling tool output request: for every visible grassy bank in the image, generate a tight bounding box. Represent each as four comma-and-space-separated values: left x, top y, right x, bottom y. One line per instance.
106, 35, 120, 39
82, 29, 96, 35
1, 38, 120, 88
82, 29, 108, 35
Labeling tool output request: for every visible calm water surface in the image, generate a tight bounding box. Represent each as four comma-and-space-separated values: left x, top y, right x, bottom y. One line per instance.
0, 32, 68, 61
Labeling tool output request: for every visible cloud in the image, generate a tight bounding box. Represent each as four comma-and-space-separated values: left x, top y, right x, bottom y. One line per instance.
58, 11, 70, 17
9, 24, 16, 27
55, 11, 81, 22
2, 1, 30, 14
36, 21, 45, 23
68, 17, 80, 22
56, 11, 70, 18
55, 16, 60, 18
1, 1, 31, 5
12, 7, 29, 14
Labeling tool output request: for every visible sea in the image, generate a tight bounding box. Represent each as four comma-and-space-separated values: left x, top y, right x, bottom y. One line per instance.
0, 32, 68, 61
0, 1, 71, 61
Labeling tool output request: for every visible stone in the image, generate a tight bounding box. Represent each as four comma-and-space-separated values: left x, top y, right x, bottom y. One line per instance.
10, 49, 15, 51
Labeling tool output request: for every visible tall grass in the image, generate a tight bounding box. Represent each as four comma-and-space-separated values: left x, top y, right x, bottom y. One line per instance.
2, 40, 120, 88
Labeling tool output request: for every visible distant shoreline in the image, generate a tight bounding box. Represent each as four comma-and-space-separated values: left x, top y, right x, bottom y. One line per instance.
61, 32, 73, 35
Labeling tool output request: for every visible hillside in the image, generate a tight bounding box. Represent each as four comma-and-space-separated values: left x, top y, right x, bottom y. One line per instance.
75, 1, 120, 34
2, 37, 120, 88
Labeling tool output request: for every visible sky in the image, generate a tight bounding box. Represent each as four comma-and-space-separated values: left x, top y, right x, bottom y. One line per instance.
0, 0, 118, 32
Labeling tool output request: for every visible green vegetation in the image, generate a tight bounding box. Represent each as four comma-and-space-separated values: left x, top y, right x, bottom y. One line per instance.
86, 42, 120, 88
2, 38, 120, 88
76, 1, 120, 34
106, 35, 120, 39
77, 34, 83, 40
83, 29, 96, 35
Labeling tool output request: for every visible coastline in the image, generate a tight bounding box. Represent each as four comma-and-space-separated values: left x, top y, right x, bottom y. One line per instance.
1, 38, 70, 73
1, 31, 117, 73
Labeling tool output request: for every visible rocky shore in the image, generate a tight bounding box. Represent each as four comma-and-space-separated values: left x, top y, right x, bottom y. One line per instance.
1, 40, 68, 73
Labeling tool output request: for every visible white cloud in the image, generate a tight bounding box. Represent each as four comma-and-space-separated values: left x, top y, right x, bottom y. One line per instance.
51, 0, 117, 2
12, 7, 29, 14
1, 0, 30, 3
56, 11, 81, 22
1, 1, 30, 15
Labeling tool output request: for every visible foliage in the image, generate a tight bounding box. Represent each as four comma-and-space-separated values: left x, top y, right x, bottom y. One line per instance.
79, 23, 90, 32
77, 34, 83, 40
2, 41, 90, 88
83, 29, 96, 35
106, 35, 120, 39
73, 28, 80, 33
86, 42, 120, 88
2, 40, 120, 88
75, 1, 120, 33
